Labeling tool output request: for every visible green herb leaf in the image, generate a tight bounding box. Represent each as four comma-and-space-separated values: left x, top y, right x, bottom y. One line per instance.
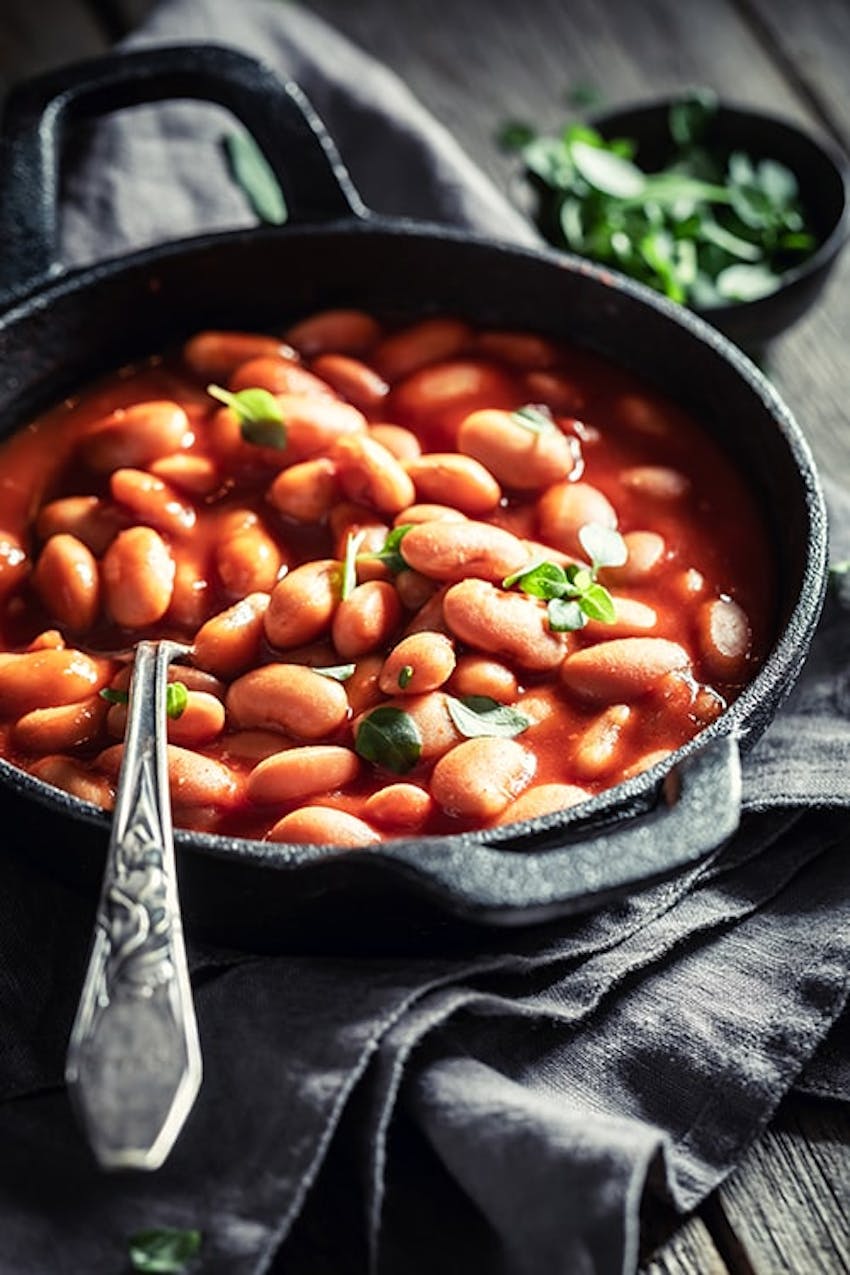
128, 1227, 201, 1274
511, 404, 556, 434
166, 682, 188, 721
313, 664, 356, 682
398, 664, 414, 689
578, 523, 628, 569
497, 120, 536, 152
355, 706, 422, 775
446, 695, 530, 739
669, 88, 717, 147
99, 687, 129, 706
565, 83, 603, 109
223, 131, 287, 226
715, 262, 780, 302
570, 139, 646, 198
502, 559, 569, 599
547, 598, 588, 631
363, 524, 415, 574
341, 529, 366, 600
207, 385, 287, 449
578, 583, 617, 624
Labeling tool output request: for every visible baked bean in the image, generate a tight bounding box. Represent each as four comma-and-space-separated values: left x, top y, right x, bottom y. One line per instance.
431, 737, 535, 818
405, 453, 501, 515
268, 806, 380, 846
167, 547, 210, 630
332, 581, 402, 658
148, 453, 220, 497
285, 309, 382, 357
400, 520, 528, 584
394, 503, 467, 527
379, 631, 455, 694
0, 649, 107, 717
110, 468, 196, 536
584, 596, 658, 639
692, 685, 726, 724
561, 638, 690, 702
36, 496, 124, 555
184, 330, 292, 378
108, 662, 225, 700
600, 531, 666, 587
227, 664, 349, 739
13, 695, 107, 754
107, 690, 225, 747
0, 534, 28, 600
621, 748, 674, 780
311, 354, 388, 411
102, 527, 174, 628
332, 518, 389, 581
194, 593, 270, 677
621, 466, 690, 500
444, 579, 566, 671
216, 522, 283, 598
389, 359, 517, 432
537, 481, 618, 557
368, 424, 422, 462
32, 755, 114, 809
247, 745, 360, 803
395, 570, 438, 611
82, 401, 191, 471
617, 393, 673, 438
697, 598, 752, 682
516, 687, 561, 727
333, 435, 416, 515
229, 356, 336, 399
457, 407, 576, 491
33, 534, 100, 632
268, 457, 339, 523
221, 730, 292, 762
373, 319, 471, 381
364, 783, 433, 830
26, 630, 65, 652
573, 705, 632, 779
264, 559, 341, 648
99, 743, 240, 807
474, 331, 557, 368
345, 654, 385, 715
496, 782, 590, 824
403, 585, 450, 637
448, 655, 519, 702
276, 395, 367, 459
523, 370, 585, 413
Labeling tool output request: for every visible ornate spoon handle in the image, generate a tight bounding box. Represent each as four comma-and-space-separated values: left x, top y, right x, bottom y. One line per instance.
65, 639, 201, 1170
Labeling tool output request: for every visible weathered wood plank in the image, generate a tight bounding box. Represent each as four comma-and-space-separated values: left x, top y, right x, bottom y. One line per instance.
0, 0, 106, 96
642, 1212, 730, 1275
714, 1098, 850, 1273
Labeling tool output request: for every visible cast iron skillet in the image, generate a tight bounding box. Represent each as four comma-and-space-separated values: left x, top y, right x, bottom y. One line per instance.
0, 46, 828, 950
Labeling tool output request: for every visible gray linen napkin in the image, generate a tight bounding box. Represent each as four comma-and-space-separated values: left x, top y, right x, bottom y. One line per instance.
1, 3, 849, 1273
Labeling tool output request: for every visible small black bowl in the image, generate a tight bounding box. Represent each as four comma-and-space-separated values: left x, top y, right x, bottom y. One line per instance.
587, 99, 850, 353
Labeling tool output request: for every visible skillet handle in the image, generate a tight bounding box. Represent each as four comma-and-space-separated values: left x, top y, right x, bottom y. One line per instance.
0, 43, 366, 300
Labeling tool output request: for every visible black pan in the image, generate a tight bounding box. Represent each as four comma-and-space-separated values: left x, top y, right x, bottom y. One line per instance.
0, 46, 828, 951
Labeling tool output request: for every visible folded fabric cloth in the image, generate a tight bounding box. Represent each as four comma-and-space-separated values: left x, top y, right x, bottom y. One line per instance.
1, 3, 849, 1273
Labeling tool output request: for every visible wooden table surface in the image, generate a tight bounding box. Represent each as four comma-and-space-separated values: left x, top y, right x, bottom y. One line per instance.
1, 1, 848, 1271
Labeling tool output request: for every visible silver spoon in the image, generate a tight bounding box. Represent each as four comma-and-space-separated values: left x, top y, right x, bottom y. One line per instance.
65, 639, 202, 1170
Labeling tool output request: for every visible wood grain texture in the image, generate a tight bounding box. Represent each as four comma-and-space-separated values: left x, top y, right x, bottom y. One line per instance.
642, 1213, 730, 1275
715, 1099, 850, 1274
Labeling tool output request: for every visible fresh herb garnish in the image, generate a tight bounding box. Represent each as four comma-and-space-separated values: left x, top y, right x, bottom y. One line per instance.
100, 683, 188, 719
128, 1227, 201, 1274
502, 523, 626, 632
223, 131, 288, 226
313, 664, 356, 682
355, 706, 422, 775
511, 404, 557, 434
446, 695, 530, 739
207, 384, 287, 450
341, 530, 366, 600
362, 524, 415, 574
398, 664, 414, 689
506, 89, 817, 308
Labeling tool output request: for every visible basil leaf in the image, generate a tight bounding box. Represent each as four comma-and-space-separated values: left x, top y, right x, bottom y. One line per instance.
570, 140, 646, 198
99, 687, 129, 706
504, 559, 569, 599
223, 131, 287, 226
547, 598, 588, 631
579, 583, 617, 624
128, 1227, 201, 1274
446, 695, 530, 739
314, 664, 355, 682
578, 523, 628, 569
166, 682, 188, 721
669, 88, 717, 147
366, 523, 415, 574
355, 706, 422, 775
207, 385, 287, 450
340, 530, 365, 600
565, 83, 603, 110
511, 404, 556, 434
398, 664, 414, 689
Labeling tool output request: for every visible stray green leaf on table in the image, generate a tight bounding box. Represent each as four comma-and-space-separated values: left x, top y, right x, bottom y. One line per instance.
223, 131, 288, 226
128, 1227, 201, 1274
